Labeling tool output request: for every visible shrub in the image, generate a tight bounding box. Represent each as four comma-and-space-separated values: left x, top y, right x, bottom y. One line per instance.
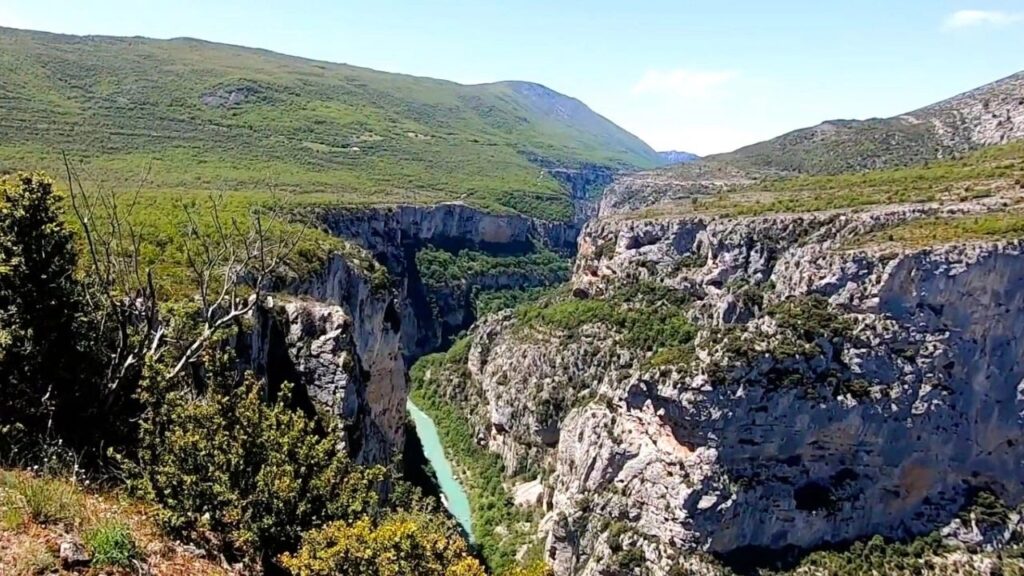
649, 345, 696, 368
280, 512, 486, 576
417, 246, 569, 289
473, 286, 555, 318
516, 283, 697, 354
614, 548, 646, 573
84, 518, 139, 569
507, 560, 555, 576
129, 361, 387, 564
767, 295, 852, 344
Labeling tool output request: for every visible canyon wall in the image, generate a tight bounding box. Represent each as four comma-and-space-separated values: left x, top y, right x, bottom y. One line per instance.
424, 193, 1024, 575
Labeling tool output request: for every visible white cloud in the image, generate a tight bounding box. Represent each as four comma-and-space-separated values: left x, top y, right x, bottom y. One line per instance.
630, 121, 767, 156
631, 69, 739, 100
943, 9, 1023, 30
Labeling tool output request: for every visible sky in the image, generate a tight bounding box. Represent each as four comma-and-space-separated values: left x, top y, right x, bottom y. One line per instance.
1, 1, 1022, 155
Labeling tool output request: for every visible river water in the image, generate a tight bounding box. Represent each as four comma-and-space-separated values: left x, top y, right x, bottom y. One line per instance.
406, 399, 474, 539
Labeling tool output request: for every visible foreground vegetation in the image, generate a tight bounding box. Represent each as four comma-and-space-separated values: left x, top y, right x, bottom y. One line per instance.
1, 469, 227, 575
0, 173, 503, 575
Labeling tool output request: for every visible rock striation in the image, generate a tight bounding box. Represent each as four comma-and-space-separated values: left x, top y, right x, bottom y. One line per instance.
320, 203, 579, 360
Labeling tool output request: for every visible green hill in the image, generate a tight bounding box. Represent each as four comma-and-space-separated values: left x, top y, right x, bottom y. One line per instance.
706, 71, 1024, 176
0, 27, 660, 221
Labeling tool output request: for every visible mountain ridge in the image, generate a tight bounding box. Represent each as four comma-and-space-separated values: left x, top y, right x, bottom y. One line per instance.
657, 150, 701, 165
0, 26, 660, 221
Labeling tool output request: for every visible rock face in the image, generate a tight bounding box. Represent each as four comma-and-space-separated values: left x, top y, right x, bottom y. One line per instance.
245, 253, 406, 465
321, 203, 579, 360
244, 203, 580, 465
430, 193, 1024, 575
546, 165, 616, 221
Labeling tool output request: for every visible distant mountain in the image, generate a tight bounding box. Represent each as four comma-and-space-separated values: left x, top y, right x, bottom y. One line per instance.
0, 27, 660, 221
658, 150, 701, 165
708, 71, 1024, 175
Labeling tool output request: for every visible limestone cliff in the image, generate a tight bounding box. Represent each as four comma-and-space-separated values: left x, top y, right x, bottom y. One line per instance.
320, 203, 578, 360
244, 253, 405, 465
418, 182, 1024, 574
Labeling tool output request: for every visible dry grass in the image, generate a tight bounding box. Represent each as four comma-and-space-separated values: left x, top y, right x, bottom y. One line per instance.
0, 469, 227, 575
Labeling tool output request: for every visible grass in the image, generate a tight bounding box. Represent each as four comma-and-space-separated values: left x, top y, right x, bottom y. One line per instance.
0, 469, 228, 574
708, 116, 947, 176
0, 470, 83, 527
84, 518, 140, 569
7, 538, 57, 576
0, 27, 661, 222
854, 210, 1024, 248
638, 141, 1024, 219
40, 181, 391, 299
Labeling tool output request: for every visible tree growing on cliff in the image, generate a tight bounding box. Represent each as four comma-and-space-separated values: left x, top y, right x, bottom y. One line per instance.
63, 155, 309, 386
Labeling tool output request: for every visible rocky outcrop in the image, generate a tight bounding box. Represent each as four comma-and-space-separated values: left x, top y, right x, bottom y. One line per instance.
597, 161, 759, 217
246, 253, 406, 465
546, 166, 616, 221
432, 191, 1024, 575
321, 203, 579, 256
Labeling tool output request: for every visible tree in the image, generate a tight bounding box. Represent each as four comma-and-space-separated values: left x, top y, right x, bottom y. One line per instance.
63, 155, 309, 389
0, 173, 104, 455
129, 357, 388, 566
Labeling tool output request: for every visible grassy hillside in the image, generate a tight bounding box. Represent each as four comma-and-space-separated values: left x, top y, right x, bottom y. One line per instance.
0, 27, 660, 221
706, 71, 1024, 176
631, 140, 1024, 219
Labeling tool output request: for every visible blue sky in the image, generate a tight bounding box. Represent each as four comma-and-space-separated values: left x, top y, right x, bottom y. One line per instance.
2, 1, 1022, 155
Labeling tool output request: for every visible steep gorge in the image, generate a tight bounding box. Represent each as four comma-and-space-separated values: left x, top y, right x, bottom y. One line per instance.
238, 195, 590, 466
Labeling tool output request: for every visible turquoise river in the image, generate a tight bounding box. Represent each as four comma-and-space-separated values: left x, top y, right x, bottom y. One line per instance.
406, 399, 474, 538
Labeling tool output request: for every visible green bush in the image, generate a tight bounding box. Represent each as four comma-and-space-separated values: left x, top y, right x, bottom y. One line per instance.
84, 518, 139, 569
474, 286, 556, 317
280, 512, 486, 576
516, 283, 697, 355
416, 246, 570, 289
129, 359, 388, 564
0, 173, 109, 458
